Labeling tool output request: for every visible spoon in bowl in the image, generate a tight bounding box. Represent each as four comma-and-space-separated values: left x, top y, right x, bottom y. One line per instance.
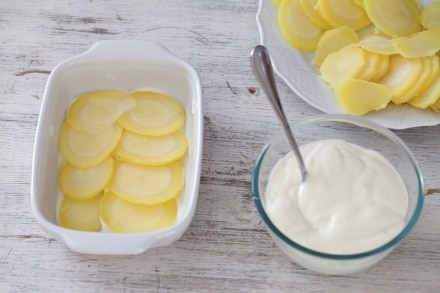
250, 45, 308, 183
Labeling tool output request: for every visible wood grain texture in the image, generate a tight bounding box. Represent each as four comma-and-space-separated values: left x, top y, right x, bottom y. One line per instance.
1, 0, 440, 292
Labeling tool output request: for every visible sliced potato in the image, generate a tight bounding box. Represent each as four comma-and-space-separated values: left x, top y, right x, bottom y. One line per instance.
421, 1, 440, 29
59, 122, 122, 168
379, 55, 423, 104
100, 192, 177, 233
59, 193, 102, 232
117, 91, 185, 136
370, 54, 390, 82
334, 78, 392, 115
66, 90, 136, 134
356, 50, 383, 81
357, 33, 397, 55
59, 156, 114, 200
316, 0, 371, 31
353, 0, 364, 9
110, 161, 184, 205
320, 45, 366, 88
410, 56, 440, 109
403, 56, 436, 101
113, 130, 188, 166
278, 0, 324, 52
299, 0, 332, 30
364, 0, 422, 37
313, 26, 359, 66
393, 29, 440, 58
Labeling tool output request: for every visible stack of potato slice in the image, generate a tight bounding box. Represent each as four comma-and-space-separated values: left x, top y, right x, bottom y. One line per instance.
58, 90, 187, 233
275, 0, 440, 115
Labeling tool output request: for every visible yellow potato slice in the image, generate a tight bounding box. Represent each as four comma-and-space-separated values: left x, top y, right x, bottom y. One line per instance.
117, 91, 185, 136
59, 122, 122, 168
300, 0, 332, 30
334, 78, 392, 115
402, 56, 436, 101
421, 2, 440, 29
113, 130, 188, 166
66, 90, 136, 134
313, 26, 359, 67
357, 34, 397, 55
363, 0, 422, 37
357, 50, 384, 81
100, 192, 177, 233
320, 45, 366, 88
316, 0, 371, 31
353, 0, 364, 9
59, 156, 114, 200
393, 29, 440, 58
379, 55, 423, 104
409, 55, 440, 109
110, 161, 183, 205
278, 0, 324, 52
370, 54, 390, 82
59, 193, 102, 232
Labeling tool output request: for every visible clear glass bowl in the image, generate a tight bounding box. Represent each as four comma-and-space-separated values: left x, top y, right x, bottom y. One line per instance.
252, 114, 424, 275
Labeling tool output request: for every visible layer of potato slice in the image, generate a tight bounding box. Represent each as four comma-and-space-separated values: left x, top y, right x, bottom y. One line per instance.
316, 0, 371, 31
277, 0, 324, 52
59, 156, 114, 200
393, 29, 440, 58
379, 55, 423, 104
409, 56, 440, 109
66, 90, 136, 134
356, 50, 384, 81
421, 2, 440, 29
320, 45, 366, 88
403, 56, 437, 102
100, 192, 177, 233
58, 193, 102, 232
335, 78, 392, 115
110, 161, 183, 205
313, 26, 359, 66
357, 34, 397, 55
113, 130, 188, 166
59, 122, 122, 168
117, 91, 185, 136
299, 0, 331, 30
364, 0, 421, 37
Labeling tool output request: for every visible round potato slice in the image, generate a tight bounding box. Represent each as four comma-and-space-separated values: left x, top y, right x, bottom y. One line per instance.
316, 0, 371, 31
66, 90, 136, 134
59, 156, 114, 200
113, 130, 188, 166
357, 34, 397, 55
100, 192, 177, 233
58, 193, 102, 232
393, 29, 440, 58
110, 161, 184, 205
299, 0, 332, 30
421, 2, 440, 29
117, 91, 185, 136
59, 122, 123, 168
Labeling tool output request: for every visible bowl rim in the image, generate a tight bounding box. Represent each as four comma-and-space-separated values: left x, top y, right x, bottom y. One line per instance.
252, 114, 425, 260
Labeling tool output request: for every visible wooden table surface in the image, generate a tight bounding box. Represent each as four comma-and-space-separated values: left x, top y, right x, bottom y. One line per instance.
1, 0, 440, 292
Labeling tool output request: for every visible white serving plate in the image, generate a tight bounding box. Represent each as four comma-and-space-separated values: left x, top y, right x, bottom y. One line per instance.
31, 40, 203, 255
256, 0, 440, 129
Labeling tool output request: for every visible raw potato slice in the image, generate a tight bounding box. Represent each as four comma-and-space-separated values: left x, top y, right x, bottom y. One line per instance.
59, 193, 102, 232
110, 161, 184, 205
66, 90, 136, 134
320, 45, 366, 88
113, 130, 188, 166
357, 34, 397, 55
370, 54, 390, 82
59, 122, 122, 168
379, 55, 423, 104
278, 0, 324, 52
117, 91, 185, 136
335, 78, 392, 115
313, 26, 359, 66
363, 0, 422, 37
410, 56, 440, 109
59, 156, 114, 200
421, 2, 440, 29
316, 0, 371, 31
300, 0, 332, 30
393, 29, 440, 58
356, 50, 383, 81
403, 56, 436, 101
353, 0, 364, 8
100, 192, 177, 233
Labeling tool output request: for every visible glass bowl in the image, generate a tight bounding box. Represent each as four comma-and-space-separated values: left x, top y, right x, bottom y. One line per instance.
252, 114, 424, 275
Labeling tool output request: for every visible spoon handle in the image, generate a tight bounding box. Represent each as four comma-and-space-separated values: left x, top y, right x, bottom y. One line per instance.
250, 45, 307, 182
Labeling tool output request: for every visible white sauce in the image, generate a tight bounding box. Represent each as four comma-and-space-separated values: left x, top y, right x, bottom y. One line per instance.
265, 139, 408, 254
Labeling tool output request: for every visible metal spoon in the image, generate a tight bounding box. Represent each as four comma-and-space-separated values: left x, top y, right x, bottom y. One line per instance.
250, 45, 307, 183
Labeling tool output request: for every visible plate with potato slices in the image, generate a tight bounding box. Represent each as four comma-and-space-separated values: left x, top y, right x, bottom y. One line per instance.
257, 0, 440, 129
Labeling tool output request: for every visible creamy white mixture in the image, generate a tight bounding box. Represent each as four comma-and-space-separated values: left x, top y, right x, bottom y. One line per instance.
265, 139, 408, 254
